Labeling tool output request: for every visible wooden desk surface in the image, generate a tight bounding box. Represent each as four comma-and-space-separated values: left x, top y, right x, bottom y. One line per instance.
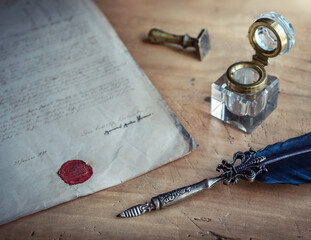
1, 0, 311, 239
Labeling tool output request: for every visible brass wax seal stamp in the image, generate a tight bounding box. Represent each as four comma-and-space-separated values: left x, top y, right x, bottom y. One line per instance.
148, 28, 210, 60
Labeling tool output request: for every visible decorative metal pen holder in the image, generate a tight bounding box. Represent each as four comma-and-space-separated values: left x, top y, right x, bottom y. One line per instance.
211, 12, 295, 133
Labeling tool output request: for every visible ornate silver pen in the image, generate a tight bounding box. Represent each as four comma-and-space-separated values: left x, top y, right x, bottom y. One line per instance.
117, 175, 225, 218
117, 133, 311, 218
117, 148, 266, 218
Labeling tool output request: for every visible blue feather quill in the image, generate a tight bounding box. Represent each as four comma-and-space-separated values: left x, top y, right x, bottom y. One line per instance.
255, 132, 311, 184
117, 132, 311, 218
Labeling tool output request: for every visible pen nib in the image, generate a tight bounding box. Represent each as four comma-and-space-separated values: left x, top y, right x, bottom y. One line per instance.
116, 213, 125, 218
117, 202, 155, 218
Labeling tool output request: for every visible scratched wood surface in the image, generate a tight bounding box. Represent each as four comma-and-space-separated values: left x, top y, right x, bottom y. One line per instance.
1, 0, 311, 239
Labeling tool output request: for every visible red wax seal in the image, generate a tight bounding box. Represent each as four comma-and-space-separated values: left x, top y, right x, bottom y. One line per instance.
57, 160, 93, 185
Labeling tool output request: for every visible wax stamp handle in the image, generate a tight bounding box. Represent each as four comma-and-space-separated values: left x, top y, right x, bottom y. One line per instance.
148, 28, 196, 48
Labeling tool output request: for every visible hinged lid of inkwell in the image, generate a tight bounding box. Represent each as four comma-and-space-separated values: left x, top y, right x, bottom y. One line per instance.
226, 12, 295, 94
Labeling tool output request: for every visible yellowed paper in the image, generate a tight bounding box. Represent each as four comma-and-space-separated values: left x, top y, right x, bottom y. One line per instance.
0, 0, 198, 225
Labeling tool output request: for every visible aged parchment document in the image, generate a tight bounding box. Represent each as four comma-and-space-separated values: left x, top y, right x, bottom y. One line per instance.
0, 0, 198, 225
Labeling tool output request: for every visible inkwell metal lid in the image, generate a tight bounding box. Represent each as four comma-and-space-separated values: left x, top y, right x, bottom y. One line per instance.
226, 12, 295, 94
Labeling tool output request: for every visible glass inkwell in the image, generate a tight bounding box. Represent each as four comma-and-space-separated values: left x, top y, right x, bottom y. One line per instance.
210, 12, 295, 133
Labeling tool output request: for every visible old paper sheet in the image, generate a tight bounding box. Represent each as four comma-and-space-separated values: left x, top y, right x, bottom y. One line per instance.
0, 0, 198, 225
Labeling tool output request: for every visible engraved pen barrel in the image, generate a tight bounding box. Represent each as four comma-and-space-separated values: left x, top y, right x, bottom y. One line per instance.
151, 177, 224, 209
148, 28, 196, 48
117, 176, 224, 217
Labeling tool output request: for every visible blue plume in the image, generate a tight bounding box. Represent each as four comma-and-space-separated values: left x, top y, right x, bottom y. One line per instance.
255, 132, 311, 185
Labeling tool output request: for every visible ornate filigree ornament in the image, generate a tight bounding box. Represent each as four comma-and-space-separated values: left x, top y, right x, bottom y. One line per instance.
217, 148, 267, 184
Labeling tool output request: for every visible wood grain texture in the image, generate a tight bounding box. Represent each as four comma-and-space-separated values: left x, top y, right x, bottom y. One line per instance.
1, 0, 311, 239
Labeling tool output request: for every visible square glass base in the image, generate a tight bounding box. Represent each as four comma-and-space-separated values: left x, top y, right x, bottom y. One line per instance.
211, 74, 279, 133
